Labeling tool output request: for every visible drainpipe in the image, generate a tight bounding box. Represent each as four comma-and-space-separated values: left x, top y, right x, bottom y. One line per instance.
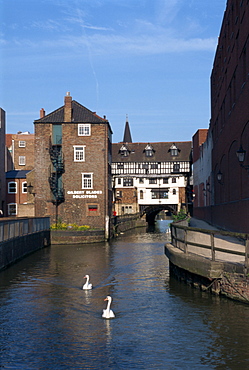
12, 139, 14, 169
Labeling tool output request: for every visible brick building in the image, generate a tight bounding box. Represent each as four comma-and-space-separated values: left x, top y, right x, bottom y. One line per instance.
5, 170, 32, 216
192, 129, 212, 209
193, 0, 249, 232
33, 93, 113, 236
6, 132, 35, 171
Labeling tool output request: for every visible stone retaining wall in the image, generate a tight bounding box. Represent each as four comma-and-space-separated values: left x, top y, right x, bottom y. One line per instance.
114, 218, 146, 235
51, 217, 147, 244
0, 230, 50, 271
166, 246, 249, 304
51, 229, 105, 244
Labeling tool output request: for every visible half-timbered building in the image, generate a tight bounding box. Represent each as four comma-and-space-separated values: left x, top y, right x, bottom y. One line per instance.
112, 132, 192, 221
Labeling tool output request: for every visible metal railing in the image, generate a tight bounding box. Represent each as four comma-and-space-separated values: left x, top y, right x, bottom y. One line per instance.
0, 217, 50, 242
170, 222, 249, 268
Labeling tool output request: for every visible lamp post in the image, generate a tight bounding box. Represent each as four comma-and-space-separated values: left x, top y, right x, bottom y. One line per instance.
217, 170, 223, 183
203, 182, 211, 197
236, 145, 249, 173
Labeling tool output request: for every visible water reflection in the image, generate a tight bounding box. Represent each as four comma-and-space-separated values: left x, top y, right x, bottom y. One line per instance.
1, 220, 249, 369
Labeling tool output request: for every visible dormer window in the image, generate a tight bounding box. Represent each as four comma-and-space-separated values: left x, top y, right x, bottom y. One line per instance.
144, 144, 154, 157
119, 144, 129, 157
169, 143, 179, 156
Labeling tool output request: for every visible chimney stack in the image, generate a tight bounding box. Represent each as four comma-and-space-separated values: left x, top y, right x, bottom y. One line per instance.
40, 108, 45, 118
64, 92, 72, 122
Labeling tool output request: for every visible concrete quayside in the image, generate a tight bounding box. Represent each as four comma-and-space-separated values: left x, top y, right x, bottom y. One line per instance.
165, 218, 249, 304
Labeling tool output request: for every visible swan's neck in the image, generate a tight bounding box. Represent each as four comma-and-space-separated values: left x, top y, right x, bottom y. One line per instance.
86, 276, 89, 285
106, 299, 111, 312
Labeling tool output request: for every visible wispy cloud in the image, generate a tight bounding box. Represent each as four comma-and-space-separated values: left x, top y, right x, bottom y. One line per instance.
1, 0, 218, 57
30, 19, 65, 31
2, 31, 217, 56
43, 32, 217, 55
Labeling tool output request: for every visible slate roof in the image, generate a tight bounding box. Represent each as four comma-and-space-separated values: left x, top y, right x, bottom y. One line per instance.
112, 141, 192, 163
6, 170, 31, 179
34, 100, 110, 126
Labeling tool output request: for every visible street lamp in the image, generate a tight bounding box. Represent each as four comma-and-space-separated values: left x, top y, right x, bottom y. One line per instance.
236, 145, 249, 173
27, 183, 35, 195
203, 182, 211, 196
217, 170, 223, 183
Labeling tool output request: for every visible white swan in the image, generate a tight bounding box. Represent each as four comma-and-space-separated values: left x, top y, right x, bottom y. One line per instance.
82, 274, 92, 290
102, 296, 115, 319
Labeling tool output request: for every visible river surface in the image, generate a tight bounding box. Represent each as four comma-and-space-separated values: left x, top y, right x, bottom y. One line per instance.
1, 220, 249, 369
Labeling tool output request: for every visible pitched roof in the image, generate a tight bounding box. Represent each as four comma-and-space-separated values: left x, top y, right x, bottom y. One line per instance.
112, 141, 192, 163
34, 100, 110, 125
6, 170, 31, 179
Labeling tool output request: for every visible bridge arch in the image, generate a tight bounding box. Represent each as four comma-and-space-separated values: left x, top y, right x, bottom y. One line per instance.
140, 205, 177, 225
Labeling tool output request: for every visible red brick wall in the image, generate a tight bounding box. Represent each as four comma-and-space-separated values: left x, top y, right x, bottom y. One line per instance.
34, 121, 111, 229
12, 134, 35, 170
196, 0, 249, 232
6, 178, 28, 215
192, 129, 208, 163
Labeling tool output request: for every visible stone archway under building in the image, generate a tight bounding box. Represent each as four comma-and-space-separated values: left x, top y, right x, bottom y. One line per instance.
140, 204, 178, 225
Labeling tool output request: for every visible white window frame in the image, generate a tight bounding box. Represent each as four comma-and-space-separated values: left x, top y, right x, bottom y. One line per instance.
19, 140, 26, 147
22, 182, 27, 193
74, 145, 85, 162
8, 203, 17, 216
82, 173, 93, 189
8, 181, 17, 194
78, 124, 91, 136
19, 156, 26, 166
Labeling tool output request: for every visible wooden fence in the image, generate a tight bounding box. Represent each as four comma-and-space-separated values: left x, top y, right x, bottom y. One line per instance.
170, 223, 249, 268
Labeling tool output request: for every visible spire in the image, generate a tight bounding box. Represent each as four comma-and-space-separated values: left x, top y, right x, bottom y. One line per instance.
123, 115, 132, 143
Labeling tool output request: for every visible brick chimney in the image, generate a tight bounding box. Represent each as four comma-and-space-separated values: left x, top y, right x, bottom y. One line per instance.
64, 92, 72, 122
40, 108, 45, 118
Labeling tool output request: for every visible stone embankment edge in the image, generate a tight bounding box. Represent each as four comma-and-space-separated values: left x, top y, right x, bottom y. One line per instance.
0, 230, 50, 271
165, 243, 249, 304
51, 218, 147, 244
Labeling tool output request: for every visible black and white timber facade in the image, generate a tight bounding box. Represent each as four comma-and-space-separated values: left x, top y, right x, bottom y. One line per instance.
112, 140, 192, 217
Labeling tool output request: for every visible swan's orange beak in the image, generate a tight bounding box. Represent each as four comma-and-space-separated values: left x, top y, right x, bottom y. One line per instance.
104, 297, 108, 301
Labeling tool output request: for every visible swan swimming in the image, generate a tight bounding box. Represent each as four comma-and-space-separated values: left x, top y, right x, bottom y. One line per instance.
82, 275, 92, 290
102, 296, 115, 319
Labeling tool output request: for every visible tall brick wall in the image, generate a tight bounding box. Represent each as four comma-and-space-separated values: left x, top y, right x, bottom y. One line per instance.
60, 122, 109, 227
210, 0, 249, 232
12, 134, 35, 170
34, 123, 53, 218
34, 96, 112, 230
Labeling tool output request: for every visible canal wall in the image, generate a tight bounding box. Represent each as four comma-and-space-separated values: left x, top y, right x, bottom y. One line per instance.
0, 217, 50, 271
51, 214, 147, 244
51, 229, 105, 244
113, 214, 147, 235
165, 219, 249, 304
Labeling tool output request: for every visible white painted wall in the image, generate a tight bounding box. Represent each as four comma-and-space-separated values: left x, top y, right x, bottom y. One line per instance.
193, 131, 213, 206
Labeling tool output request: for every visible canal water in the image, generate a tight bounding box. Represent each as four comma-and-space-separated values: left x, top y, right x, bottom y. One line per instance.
1, 220, 249, 369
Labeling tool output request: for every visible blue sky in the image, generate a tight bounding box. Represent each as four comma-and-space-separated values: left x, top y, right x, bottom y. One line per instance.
0, 0, 226, 143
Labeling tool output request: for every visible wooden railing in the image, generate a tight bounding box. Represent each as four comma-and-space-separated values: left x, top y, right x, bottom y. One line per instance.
170, 222, 249, 268
0, 217, 50, 242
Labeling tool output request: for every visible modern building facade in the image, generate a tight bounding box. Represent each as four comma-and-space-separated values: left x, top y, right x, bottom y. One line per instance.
112, 124, 192, 222
193, 0, 249, 232
33, 93, 113, 236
